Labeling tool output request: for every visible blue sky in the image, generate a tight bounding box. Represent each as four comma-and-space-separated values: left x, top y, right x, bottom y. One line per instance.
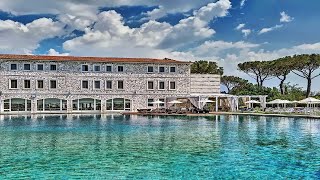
0, 0, 320, 91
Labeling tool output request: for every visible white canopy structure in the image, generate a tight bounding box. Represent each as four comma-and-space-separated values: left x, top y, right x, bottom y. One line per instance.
267, 99, 292, 108
245, 100, 261, 108
282, 100, 293, 104
245, 100, 261, 104
267, 99, 285, 104
299, 97, 320, 104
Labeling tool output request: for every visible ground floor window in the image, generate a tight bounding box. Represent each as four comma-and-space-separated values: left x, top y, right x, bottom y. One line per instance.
72, 98, 101, 111
148, 99, 154, 107
3, 98, 31, 112
106, 98, 131, 111
37, 98, 67, 111
159, 98, 165, 107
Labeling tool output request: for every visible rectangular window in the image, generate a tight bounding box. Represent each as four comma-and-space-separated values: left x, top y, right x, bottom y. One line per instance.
148, 99, 154, 107
169, 81, 176, 90
94, 65, 101, 72
50, 80, 57, 89
147, 81, 154, 90
170, 66, 176, 73
50, 64, 57, 71
159, 81, 165, 90
10, 64, 18, 71
147, 66, 154, 73
82, 64, 89, 72
118, 66, 124, 72
106, 81, 112, 89
117, 80, 124, 89
24, 80, 31, 89
37, 64, 44, 71
106, 65, 112, 72
10, 79, 18, 89
159, 98, 165, 107
24, 64, 31, 71
37, 80, 44, 89
159, 66, 165, 73
94, 81, 101, 89
82, 80, 89, 89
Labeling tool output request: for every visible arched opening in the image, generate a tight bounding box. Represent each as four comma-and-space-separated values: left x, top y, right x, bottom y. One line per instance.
106, 98, 131, 111
72, 98, 101, 111
37, 98, 67, 111
3, 98, 31, 112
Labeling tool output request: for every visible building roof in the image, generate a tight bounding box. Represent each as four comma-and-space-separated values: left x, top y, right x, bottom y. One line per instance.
0, 54, 191, 64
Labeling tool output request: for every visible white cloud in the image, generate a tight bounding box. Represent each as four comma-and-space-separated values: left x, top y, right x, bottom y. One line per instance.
235, 23, 245, 30
240, 0, 247, 8
241, 29, 251, 37
0, 18, 65, 54
64, 0, 232, 55
258, 24, 283, 35
280, 11, 294, 23
235, 24, 251, 37
47, 49, 69, 56
143, 6, 168, 20
191, 40, 260, 57
0, 0, 219, 21
159, 0, 231, 48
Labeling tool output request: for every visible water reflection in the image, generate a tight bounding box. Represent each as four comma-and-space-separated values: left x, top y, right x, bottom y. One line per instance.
0, 114, 320, 179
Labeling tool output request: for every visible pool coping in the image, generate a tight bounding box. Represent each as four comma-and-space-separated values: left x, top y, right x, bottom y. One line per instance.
1, 111, 320, 119
122, 112, 320, 119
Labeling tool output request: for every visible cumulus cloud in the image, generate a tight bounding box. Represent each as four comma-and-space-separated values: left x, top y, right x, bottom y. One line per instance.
258, 24, 283, 35
143, 6, 168, 21
0, 18, 65, 54
0, 0, 219, 21
280, 11, 294, 23
47, 49, 69, 56
191, 40, 260, 57
64, 0, 232, 56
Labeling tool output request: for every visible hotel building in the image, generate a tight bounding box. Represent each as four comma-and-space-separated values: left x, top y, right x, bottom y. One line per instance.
0, 54, 221, 114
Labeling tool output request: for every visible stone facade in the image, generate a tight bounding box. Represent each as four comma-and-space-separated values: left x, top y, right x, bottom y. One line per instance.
0, 58, 194, 114
190, 74, 221, 94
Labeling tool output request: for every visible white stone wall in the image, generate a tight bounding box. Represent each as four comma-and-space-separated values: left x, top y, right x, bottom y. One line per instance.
190, 74, 221, 94
0, 60, 191, 113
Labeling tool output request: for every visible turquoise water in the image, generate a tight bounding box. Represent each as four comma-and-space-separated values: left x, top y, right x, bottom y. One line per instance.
0, 115, 320, 179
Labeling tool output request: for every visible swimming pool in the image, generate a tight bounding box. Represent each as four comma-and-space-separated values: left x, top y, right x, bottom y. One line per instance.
0, 115, 319, 179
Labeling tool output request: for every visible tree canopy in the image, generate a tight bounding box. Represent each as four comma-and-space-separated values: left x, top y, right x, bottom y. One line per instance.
221, 76, 248, 93
237, 61, 273, 87
269, 56, 294, 95
237, 54, 320, 98
191, 60, 223, 75
290, 54, 320, 97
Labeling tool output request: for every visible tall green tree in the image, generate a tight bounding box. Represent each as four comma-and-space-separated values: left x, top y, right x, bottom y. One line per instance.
221, 75, 248, 93
270, 56, 294, 95
290, 54, 320, 97
238, 61, 273, 87
231, 82, 280, 100
191, 60, 223, 75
